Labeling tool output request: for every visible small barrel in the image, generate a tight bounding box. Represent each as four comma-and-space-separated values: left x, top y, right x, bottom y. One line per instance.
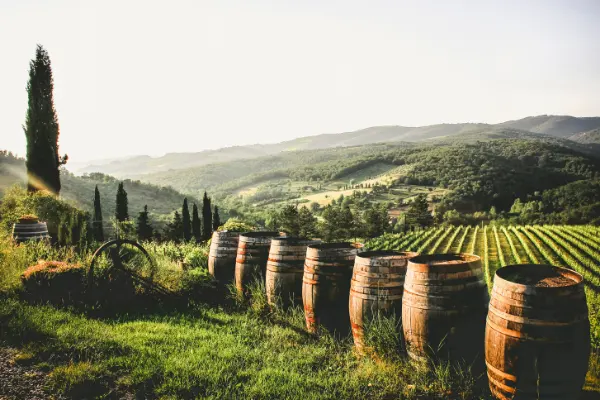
402, 253, 488, 364
235, 231, 280, 296
266, 237, 320, 309
208, 231, 241, 284
12, 221, 50, 243
485, 264, 590, 400
302, 242, 363, 335
349, 250, 418, 353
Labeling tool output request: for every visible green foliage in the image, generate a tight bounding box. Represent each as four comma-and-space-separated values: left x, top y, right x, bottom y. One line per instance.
21, 261, 85, 305
136, 205, 153, 241
201, 191, 212, 240
406, 194, 433, 228
362, 312, 404, 359
115, 182, 129, 222
0, 186, 89, 243
278, 205, 300, 235
298, 206, 317, 238
165, 211, 183, 243
92, 185, 104, 242
191, 203, 201, 242
219, 218, 255, 232
182, 198, 191, 242
24, 45, 65, 194
212, 206, 221, 231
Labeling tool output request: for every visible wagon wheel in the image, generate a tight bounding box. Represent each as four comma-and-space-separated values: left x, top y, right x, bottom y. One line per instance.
88, 239, 169, 298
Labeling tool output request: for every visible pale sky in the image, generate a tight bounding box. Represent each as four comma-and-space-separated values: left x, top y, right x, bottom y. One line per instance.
1, 0, 599, 162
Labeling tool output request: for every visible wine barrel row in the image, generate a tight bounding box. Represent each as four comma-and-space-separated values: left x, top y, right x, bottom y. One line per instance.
206, 231, 591, 399
266, 237, 320, 309
208, 231, 240, 285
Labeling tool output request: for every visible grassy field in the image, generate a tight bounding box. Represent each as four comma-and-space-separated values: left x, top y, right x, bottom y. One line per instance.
2, 225, 599, 398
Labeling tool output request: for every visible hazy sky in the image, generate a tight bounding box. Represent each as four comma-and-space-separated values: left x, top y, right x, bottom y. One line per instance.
2, 0, 599, 162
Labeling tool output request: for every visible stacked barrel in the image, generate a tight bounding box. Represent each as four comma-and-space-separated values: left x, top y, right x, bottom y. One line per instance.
235, 231, 280, 296
403, 253, 489, 364
12, 217, 50, 243
266, 237, 320, 309
349, 250, 417, 353
208, 231, 241, 285
485, 264, 590, 400
302, 242, 363, 335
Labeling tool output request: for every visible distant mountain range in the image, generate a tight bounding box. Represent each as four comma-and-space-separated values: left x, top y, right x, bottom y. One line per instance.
75, 115, 600, 178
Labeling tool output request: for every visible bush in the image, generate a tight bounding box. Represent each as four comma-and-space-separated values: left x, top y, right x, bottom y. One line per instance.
183, 247, 208, 269
21, 261, 86, 304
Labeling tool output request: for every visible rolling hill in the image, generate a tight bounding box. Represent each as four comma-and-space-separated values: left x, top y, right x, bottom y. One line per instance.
0, 152, 199, 228
77, 115, 600, 178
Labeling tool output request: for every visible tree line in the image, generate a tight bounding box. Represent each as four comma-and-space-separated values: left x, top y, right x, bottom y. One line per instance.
92, 183, 221, 243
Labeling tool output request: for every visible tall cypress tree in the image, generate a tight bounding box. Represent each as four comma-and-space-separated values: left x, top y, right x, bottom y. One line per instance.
201, 191, 212, 240
136, 205, 153, 241
165, 211, 183, 243
192, 203, 201, 242
182, 198, 191, 242
115, 182, 129, 221
24, 45, 66, 194
212, 206, 221, 231
93, 185, 104, 242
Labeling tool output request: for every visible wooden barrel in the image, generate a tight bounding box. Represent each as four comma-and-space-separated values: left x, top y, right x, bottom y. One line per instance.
235, 231, 280, 296
302, 242, 363, 335
349, 250, 418, 353
485, 264, 590, 400
402, 253, 488, 364
12, 221, 50, 243
266, 237, 320, 309
208, 231, 240, 284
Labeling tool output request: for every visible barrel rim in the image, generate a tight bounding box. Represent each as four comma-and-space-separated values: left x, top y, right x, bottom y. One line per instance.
495, 264, 583, 289
271, 237, 320, 245
308, 242, 363, 250
356, 250, 419, 259
409, 253, 480, 265
240, 231, 281, 239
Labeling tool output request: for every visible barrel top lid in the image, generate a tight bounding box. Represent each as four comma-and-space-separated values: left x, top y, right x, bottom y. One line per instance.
308, 242, 363, 250
271, 237, 320, 245
240, 231, 280, 238
409, 253, 479, 265
358, 250, 418, 259
497, 264, 582, 288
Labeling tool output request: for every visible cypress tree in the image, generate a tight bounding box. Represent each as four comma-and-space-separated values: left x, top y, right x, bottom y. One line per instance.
182, 198, 191, 242
166, 211, 183, 242
192, 203, 201, 242
93, 185, 104, 242
201, 191, 212, 240
406, 194, 433, 228
115, 182, 129, 221
23, 45, 66, 194
212, 206, 221, 231
136, 205, 153, 241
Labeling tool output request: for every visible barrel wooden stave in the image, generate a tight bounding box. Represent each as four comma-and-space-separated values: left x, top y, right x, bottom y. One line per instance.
208, 231, 240, 284
12, 222, 50, 243
485, 264, 590, 400
302, 242, 363, 335
266, 237, 320, 309
235, 231, 280, 296
349, 250, 418, 352
402, 253, 488, 365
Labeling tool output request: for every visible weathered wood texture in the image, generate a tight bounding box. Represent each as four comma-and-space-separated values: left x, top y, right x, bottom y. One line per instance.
12, 222, 50, 243
266, 237, 320, 309
402, 253, 488, 364
208, 231, 240, 284
485, 264, 590, 400
302, 242, 363, 335
349, 250, 418, 353
234, 231, 280, 296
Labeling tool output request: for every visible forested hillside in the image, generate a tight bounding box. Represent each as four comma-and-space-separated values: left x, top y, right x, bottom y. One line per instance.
0, 152, 200, 227
76, 115, 600, 177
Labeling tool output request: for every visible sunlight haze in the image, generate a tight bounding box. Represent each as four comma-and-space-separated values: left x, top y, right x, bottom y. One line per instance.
1, 0, 599, 162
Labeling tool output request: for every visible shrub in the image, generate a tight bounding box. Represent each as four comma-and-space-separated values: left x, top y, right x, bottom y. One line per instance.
178, 268, 217, 304
183, 247, 207, 269
21, 261, 86, 304
18, 214, 39, 224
